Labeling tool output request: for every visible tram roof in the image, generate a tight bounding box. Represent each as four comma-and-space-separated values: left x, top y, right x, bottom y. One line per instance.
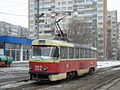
32, 39, 97, 50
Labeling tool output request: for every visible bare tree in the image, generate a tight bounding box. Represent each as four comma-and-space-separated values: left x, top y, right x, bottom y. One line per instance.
67, 19, 93, 44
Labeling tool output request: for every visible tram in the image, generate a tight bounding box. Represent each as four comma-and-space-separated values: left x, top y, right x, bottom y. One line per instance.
29, 39, 97, 81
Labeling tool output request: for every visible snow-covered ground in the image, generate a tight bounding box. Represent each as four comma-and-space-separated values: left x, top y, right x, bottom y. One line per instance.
13, 60, 120, 69
1, 61, 120, 73
1, 61, 120, 89
97, 61, 120, 69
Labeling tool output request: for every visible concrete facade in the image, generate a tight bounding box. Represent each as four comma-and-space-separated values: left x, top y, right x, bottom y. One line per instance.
107, 11, 118, 60
117, 22, 120, 60
0, 21, 28, 38
28, 0, 107, 60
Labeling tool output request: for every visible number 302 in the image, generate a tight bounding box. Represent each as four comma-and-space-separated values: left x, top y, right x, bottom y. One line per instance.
35, 65, 42, 71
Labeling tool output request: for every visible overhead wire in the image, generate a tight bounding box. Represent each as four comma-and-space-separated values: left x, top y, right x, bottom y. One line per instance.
0, 12, 27, 17
0, 3, 27, 8
0, 0, 27, 4
0, 0, 28, 17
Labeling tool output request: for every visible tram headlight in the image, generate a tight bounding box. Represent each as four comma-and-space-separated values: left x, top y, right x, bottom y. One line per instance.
43, 67, 48, 71
29, 66, 32, 70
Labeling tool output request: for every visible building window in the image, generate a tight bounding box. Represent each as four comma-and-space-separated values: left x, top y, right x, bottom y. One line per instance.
56, 2, 60, 5
98, 4, 103, 7
68, 1, 73, 4
62, 7, 66, 10
62, 1, 66, 5
56, 8, 60, 10
98, 16, 103, 20
68, 7, 73, 10
86, 0, 95, 2
74, 0, 85, 3
45, 30, 52, 34
39, 20, 44, 23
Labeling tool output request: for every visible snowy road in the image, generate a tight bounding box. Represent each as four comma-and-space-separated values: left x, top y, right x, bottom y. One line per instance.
0, 61, 120, 90
0, 62, 29, 85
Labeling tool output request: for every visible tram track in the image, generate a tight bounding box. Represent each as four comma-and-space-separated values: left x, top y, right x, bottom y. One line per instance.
62, 65, 120, 90
1, 65, 120, 90
89, 73, 120, 90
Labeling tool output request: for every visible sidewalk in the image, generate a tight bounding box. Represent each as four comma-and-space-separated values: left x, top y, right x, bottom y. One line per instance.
11, 61, 29, 67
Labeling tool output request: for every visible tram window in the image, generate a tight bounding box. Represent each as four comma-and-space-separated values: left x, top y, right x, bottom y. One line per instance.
95, 51, 97, 58
88, 49, 91, 58
93, 51, 96, 58
85, 49, 88, 58
85, 49, 87, 58
75, 48, 79, 58
69, 47, 74, 59
80, 49, 84, 58
90, 50, 92, 58
91, 50, 96, 58
64, 47, 68, 59
53, 47, 59, 58
91, 50, 93, 58
60, 47, 68, 59
87, 49, 90, 58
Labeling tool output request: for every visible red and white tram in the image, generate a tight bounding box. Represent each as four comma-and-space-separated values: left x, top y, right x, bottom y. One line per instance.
29, 39, 97, 81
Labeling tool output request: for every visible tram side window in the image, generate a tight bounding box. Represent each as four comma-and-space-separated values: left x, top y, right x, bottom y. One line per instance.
91, 50, 96, 58
89, 50, 92, 58
87, 49, 91, 58
93, 50, 96, 58
60, 47, 68, 59
94, 51, 97, 58
75, 48, 79, 58
85, 49, 87, 58
84, 49, 93, 58
69, 47, 74, 59
80, 49, 84, 58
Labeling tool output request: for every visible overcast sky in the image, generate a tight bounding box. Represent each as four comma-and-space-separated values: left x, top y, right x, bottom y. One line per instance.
0, 0, 119, 28
0, 0, 28, 27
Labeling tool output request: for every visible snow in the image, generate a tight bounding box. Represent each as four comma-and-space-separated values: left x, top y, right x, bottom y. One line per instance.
0, 66, 28, 72
12, 61, 29, 63
0, 81, 35, 89
97, 61, 120, 69
12, 61, 120, 69
0, 61, 120, 89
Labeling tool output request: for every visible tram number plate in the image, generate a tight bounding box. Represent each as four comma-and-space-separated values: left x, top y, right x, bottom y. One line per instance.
35, 65, 42, 71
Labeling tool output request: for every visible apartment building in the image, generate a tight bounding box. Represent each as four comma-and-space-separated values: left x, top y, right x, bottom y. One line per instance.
118, 22, 120, 60
107, 11, 118, 60
28, 0, 107, 60
0, 21, 28, 38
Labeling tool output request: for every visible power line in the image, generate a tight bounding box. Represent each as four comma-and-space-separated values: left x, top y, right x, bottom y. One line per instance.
1, 0, 27, 4
0, 3, 27, 8
0, 12, 27, 17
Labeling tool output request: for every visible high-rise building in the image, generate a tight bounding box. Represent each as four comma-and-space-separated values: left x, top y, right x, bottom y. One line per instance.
28, 0, 107, 60
117, 22, 120, 60
0, 21, 28, 38
107, 11, 118, 60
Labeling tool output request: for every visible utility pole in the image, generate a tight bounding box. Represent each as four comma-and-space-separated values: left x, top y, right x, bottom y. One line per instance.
34, 0, 40, 39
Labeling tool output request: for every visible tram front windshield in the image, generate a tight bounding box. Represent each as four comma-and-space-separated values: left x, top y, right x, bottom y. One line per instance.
32, 45, 59, 59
